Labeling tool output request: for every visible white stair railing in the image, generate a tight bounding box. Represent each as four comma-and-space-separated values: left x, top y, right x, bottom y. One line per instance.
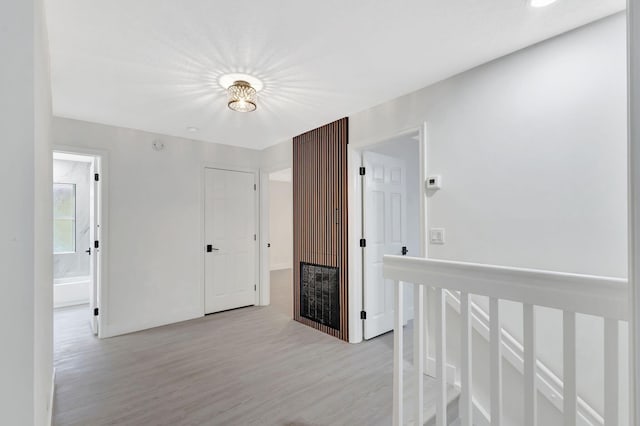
384, 255, 628, 426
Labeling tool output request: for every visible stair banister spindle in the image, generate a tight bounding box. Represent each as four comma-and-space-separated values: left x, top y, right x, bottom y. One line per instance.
490, 297, 502, 426
604, 318, 619, 425
413, 284, 425, 426
523, 303, 537, 426
563, 311, 577, 426
435, 287, 447, 426
393, 280, 403, 426
460, 291, 473, 426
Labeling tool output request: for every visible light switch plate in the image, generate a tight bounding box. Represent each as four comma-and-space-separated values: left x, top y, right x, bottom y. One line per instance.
430, 228, 445, 244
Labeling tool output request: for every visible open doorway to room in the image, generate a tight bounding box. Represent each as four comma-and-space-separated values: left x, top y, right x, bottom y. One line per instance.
360, 131, 422, 340
52, 151, 102, 337
268, 168, 293, 318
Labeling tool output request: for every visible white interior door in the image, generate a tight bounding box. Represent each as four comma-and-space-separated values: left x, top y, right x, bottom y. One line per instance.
205, 168, 257, 314
363, 151, 407, 340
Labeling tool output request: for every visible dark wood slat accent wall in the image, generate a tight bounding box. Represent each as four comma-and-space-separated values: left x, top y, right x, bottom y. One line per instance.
293, 118, 349, 341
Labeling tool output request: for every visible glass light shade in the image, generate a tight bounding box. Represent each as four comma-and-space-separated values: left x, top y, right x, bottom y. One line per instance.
227, 80, 257, 112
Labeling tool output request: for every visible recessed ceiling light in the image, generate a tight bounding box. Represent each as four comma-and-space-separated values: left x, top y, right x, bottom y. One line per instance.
530, 0, 558, 7
187, 127, 199, 133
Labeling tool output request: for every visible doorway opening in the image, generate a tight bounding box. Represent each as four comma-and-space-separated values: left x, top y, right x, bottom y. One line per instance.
267, 168, 293, 318
360, 132, 422, 340
52, 151, 102, 337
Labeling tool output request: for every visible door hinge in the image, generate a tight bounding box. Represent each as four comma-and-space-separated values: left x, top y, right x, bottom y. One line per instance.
94, 173, 100, 181
359, 238, 366, 248
254, 234, 257, 241
254, 183, 257, 191
360, 310, 367, 320
254, 285, 257, 291
359, 166, 366, 176
93, 308, 99, 316
94, 240, 99, 249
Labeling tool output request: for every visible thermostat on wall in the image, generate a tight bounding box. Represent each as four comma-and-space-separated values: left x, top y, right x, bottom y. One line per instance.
426, 175, 442, 190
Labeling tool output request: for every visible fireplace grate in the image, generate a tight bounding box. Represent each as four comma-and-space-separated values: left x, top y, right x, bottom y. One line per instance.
300, 262, 340, 330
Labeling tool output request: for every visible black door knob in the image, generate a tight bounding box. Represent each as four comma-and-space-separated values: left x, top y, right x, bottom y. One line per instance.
401, 246, 408, 256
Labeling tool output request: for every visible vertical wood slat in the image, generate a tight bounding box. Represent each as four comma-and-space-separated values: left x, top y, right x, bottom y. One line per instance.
604, 318, 619, 426
490, 297, 502, 426
460, 292, 472, 426
435, 287, 447, 426
292, 118, 349, 341
393, 281, 404, 426
523, 304, 537, 426
563, 311, 577, 426
413, 285, 424, 426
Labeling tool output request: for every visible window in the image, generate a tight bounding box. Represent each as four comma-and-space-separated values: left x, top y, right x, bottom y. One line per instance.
53, 183, 76, 253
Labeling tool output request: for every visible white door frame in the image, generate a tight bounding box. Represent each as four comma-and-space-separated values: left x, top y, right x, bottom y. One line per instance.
347, 123, 428, 343
52, 145, 109, 339
627, 3, 639, 424
201, 164, 261, 313
258, 161, 293, 307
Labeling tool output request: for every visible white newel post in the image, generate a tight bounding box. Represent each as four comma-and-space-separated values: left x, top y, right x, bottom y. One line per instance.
628, 1, 640, 424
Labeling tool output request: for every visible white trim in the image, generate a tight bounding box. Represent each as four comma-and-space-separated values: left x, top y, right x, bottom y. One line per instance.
627, 2, 639, 424
385, 256, 625, 425
347, 123, 428, 343
48, 368, 56, 426
259, 170, 271, 306
384, 256, 628, 320
52, 145, 108, 339
258, 163, 294, 307
347, 147, 364, 343
201, 164, 261, 313
471, 400, 491, 426
104, 308, 203, 337
444, 290, 604, 426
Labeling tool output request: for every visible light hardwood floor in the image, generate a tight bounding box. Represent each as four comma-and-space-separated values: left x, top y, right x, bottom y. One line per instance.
54, 301, 441, 426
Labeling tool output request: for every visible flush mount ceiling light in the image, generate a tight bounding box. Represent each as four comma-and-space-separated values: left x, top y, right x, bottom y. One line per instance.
227, 80, 257, 112
219, 73, 264, 113
529, 0, 558, 7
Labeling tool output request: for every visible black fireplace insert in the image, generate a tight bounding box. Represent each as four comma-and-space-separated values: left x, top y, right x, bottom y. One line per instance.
300, 262, 340, 330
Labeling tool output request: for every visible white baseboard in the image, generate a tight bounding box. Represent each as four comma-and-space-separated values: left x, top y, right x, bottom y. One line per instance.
48, 368, 56, 426
103, 309, 203, 338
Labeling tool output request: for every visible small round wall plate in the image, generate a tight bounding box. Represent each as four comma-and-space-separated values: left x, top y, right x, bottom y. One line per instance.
152, 140, 165, 151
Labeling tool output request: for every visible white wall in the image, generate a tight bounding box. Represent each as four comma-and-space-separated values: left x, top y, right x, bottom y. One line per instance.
53, 117, 262, 337
268, 179, 293, 270
348, 13, 627, 423
1, 0, 53, 425
351, 13, 627, 278
261, 139, 293, 171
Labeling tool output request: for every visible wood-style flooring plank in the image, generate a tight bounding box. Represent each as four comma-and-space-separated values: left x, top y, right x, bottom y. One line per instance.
53, 300, 441, 426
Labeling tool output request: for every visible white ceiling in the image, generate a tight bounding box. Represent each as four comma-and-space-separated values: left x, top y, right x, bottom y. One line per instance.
46, 0, 625, 150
